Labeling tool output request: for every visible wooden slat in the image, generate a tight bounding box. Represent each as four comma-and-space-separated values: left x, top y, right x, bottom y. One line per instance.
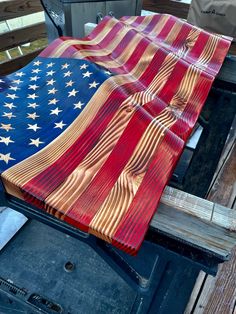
0, 22, 46, 52
0, 48, 44, 76
193, 247, 236, 314
151, 192, 236, 259
0, 0, 42, 22
208, 144, 236, 209
160, 186, 236, 231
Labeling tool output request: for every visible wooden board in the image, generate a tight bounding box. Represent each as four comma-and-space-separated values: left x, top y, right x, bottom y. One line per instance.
151, 194, 236, 260
0, 0, 42, 22
0, 22, 46, 52
0, 48, 44, 76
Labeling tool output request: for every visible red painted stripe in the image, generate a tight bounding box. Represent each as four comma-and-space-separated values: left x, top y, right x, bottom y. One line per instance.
63, 58, 191, 229
170, 72, 213, 140
64, 106, 154, 229
185, 31, 210, 66
130, 15, 162, 33
155, 16, 175, 41
205, 37, 231, 76
61, 17, 159, 67
62, 21, 124, 57
170, 22, 192, 51
64, 97, 169, 226
23, 46, 167, 200
157, 57, 188, 102
112, 130, 184, 254
39, 37, 66, 57
87, 37, 150, 75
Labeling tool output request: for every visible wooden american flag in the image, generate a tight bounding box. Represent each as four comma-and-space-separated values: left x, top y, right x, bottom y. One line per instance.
0, 15, 231, 254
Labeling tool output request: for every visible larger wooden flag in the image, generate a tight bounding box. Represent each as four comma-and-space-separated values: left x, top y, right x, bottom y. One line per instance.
0, 15, 231, 254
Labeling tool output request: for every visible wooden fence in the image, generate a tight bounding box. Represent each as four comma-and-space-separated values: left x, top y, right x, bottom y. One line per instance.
0, 0, 46, 76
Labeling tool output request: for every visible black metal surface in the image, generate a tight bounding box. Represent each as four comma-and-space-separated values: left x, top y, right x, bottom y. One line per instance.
0, 220, 136, 314
0, 219, 204, 314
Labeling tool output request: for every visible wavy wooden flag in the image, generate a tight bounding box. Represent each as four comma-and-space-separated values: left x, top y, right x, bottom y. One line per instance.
0, 15, 231, 254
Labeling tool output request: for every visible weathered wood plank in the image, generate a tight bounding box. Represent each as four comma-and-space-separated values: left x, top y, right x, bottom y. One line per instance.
0, 48, 44, 76
207, 116, 236, 197
208, 143, 236, 209
184, 272, 207, 314
0, 22, 46, 52
0, 0, 42, 22
193, 247, 236, 314
151, 203, 236, 259
160, 186, 236, 231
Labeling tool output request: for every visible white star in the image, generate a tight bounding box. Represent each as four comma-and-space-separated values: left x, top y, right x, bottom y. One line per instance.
46, 70, 55, 76
0, 136, 14, 146
32, 68, 41, 74
62, 63, 69, 69
28, 103, 39, 109
47, 79, 56, 86
4, 103, 16, 110
82, 71, 93, 78
65, 80, 74, 87
9, 85, 20, 91
30, 76, 40, 82
28, 84, 39, 90
0, 153, 15, 164
64, 71, 72, 77
48, 98, 59, 105
0, 123, 14, 132
50, 107, 62, 116
68, 89, 78, 97
2, 112, 16, 119
47, 62, 55, 68
54, 121, 66, 129
6, 93, 19, 100
74, 101, 84, 109
48, 88, 58, 95
29, 138, 44, 147
27, 112, 39, 120
0, 79, 5, 83
27, 124, 41, 132
33, 60, 42, 66
15, 72, 25, 77
80, 64, 88, 70
27, 93, 38, 100
89, 81, 99, 89
105, 70, 112, 75
12, 79, 23, 85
